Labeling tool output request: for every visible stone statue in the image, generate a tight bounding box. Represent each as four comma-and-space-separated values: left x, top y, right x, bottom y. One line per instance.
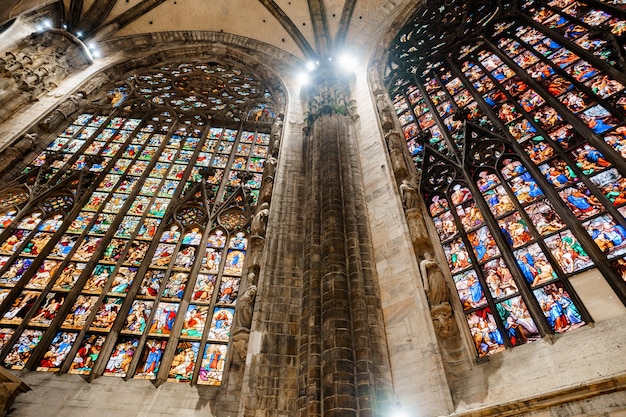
247, 271, 258, 287
246, 238, 265, 270
264, 156, 277, 179
419, 256, 449, 307
385, 129, 404, 152
81, 72, 110, 96
399, 179, 418, 210
406, 209, 431, 253
379, 106, 394, 131
251, 202, 270, 236
231, 285, 258, 361
233, 285, 257, 331
270, 117, 283, 156
40, 93, 86, 132
0, 32, 90, 124
259, 178, 273, 204
376, 91, 394, 130
385, 130, 409, 178
0, 133, 36, 175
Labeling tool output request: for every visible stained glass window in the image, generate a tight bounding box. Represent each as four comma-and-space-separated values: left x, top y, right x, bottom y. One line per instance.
0, 61, 280, 384
386, 0, 626, 356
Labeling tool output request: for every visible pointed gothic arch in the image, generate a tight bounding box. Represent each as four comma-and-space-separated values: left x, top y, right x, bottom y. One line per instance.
385, 0, 626, 357
0, 57, 284, 385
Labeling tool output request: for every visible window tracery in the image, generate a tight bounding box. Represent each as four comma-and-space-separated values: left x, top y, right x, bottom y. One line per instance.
387, 0, 626, 356
0, 61, 280, 384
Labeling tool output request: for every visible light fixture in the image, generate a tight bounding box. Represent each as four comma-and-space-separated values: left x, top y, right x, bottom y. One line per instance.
296, 71, 310, 86
35, 19, 52, 33
337, 53, 357, 71
390, 407, 410, 417
87, 41, 101, 58
306, 61, 317, 72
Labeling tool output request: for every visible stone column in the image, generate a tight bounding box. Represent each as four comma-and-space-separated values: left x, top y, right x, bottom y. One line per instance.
298, 67, 393, 417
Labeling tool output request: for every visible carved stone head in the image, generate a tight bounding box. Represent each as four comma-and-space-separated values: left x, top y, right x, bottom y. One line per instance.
430, 303, 457, 338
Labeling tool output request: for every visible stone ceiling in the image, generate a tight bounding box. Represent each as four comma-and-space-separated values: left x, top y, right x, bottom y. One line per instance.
1, 0, 417, 62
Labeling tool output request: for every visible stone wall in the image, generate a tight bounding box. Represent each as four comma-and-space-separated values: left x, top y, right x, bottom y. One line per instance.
12, 373, 221, 417
238, 84, 305, 417
353, 62, 456, 417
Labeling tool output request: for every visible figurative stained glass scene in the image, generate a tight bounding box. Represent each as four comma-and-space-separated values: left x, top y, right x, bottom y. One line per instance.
387, 0, 626, 356
0, 61, 282, 384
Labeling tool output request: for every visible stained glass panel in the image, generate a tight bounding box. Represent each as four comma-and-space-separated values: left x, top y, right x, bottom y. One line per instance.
387, 0, 626, 356
0, 60, 280, 384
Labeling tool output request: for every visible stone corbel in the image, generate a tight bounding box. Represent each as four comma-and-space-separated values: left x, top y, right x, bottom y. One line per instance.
18, 69, 41, 91
0, 366, 30, 417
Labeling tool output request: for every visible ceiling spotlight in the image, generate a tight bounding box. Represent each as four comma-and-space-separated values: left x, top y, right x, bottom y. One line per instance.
296, 71, 310, 86
306, 61, 317, 72
338, 53, 357, 71
88, 42, 101, 58
42, 19, 52, 28
390, 408, 410, 417
76, 31, 83, 38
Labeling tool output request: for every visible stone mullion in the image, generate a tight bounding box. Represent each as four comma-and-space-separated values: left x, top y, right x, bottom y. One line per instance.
318, 113, 357, 417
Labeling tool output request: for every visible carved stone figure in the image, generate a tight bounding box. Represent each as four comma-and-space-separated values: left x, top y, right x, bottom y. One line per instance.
378, 101, 395, 131
406, 208, 431, 253
246, 271, 258, 287
231, 285, 258, 361
419, 256, 449, 307
259, 177, 273, 204
233, 285, 257, 331
430, 303, 458, 338
39, 93, 86, 132
399, 179, 418, 210
246, 238, 265, 270
264, 156, 277, 179
251, 202, 270, 237
80, 73, 111, 96
0, 134, 36, 175
270, 117, 283, 156
385, 130, 409, 178
0, 32, 90, 124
